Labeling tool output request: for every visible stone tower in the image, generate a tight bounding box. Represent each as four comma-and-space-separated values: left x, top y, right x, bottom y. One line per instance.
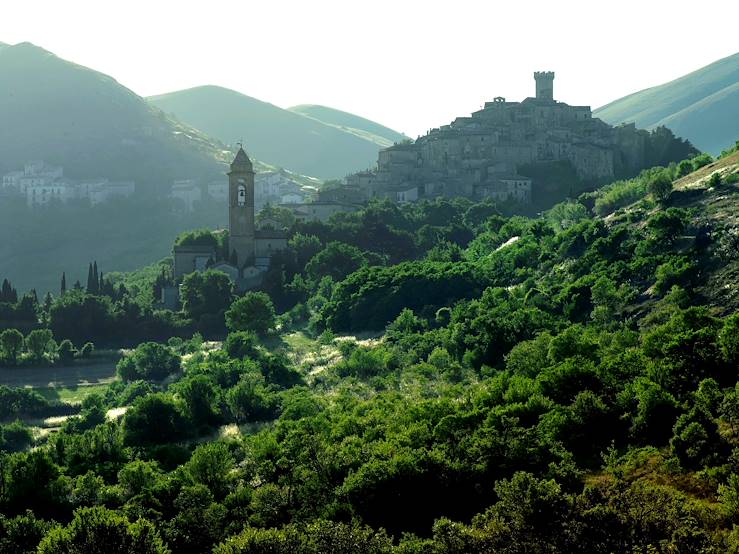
228, 147, 255, 267
534, 71, 555, 102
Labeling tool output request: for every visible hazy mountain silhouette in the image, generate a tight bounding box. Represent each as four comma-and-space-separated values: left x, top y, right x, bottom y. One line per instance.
288, 104, 407, 147
0, 42, 227, 185
595, 52, 739, 154
148, 86, 402, 179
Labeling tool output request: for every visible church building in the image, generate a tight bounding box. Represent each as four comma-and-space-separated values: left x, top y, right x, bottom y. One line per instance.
171, 146, 288, 296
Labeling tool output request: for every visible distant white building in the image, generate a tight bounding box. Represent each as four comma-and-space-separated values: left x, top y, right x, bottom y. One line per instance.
1, 170, 23, 191
26, 179, 77, 207
254, 171, 311, 210
5, 161, 136, 207
17, 161, 64, 193
171, 179, 202, 212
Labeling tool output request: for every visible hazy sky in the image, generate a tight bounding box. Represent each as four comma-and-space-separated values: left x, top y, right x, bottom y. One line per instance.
2, 0, 737, 137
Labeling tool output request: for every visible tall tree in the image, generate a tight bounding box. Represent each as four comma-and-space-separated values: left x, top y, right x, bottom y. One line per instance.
86, 263, 95, 293
60, 272, 67, 295
93, 261, 100, 294
0, 328, 24, 364
0, 279, 17, 304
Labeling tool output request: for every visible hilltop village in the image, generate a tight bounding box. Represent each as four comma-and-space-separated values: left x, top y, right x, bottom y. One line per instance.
344, 72, 694, 206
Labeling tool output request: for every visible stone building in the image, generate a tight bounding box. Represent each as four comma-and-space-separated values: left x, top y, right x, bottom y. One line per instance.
348, 72, 651, 205
283, 185, 365, 222
171, 147, 288, 296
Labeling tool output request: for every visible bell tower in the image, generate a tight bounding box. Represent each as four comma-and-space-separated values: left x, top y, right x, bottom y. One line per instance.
228, 146, 255, 268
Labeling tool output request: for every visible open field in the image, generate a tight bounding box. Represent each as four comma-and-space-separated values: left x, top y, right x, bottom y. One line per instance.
0, 361, 117, 389
34, 383, 111, 404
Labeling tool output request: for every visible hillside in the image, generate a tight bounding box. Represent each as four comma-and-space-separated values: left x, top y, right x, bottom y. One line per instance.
595, 52, 739, 155
3, 147, 739, 552
148, 86, 396, 179
288, 104, 408, 147
2, 143, 739, 551
0, 42, 228, 184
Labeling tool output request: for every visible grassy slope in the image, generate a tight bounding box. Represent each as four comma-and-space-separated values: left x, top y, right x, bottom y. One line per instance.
594, 52, 739, 154
0, 42, 228, 183
655, 82, 739, 155
148, 86, 386, 180
605, 151, 739, 314
288, 104, 408, 147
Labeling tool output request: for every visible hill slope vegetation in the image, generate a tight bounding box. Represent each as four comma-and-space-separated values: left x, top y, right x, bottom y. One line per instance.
0, 42, 227, 184
0, 145, 739, 552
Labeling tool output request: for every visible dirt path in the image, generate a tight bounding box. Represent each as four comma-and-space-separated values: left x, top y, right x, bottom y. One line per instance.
0, 361, 117, 389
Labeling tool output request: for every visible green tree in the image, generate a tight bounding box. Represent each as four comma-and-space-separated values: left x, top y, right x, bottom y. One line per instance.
224, 331, 261, 360
49, 291, 114, 344
288, 233, 322, 268
225, 292, 276, 336
37, 506, 169, 554
25, 329, 53, 361
646, 208, 687, 246
175, 374, 220, 427
670, 405, 728, 469
720, 313, 739, 369
186, 442, 235, 498
227, 372, 278, 423
123, 393, 186, 446
0, 511, 54, 554
676, 159, 693, 177
164, 485, 226, 554
180, 270, 233, 321
0, 329, 24, 365
0, 421, 33, 453
305, 241, 367, 282
647, 171, 673, 202
5, 450, 61, 517
117, 460, 163, 500
117, 342, 180, 382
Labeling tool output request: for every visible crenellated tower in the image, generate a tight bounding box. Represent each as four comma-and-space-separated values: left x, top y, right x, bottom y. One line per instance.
228, 146, 255, 267
534, 71, 555, 102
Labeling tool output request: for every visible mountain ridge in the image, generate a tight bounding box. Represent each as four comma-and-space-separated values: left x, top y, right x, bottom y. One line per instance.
595, 52, 739, 154
0, 41, 228, 184
148, 86, 402, 180
288, 104, 408, 147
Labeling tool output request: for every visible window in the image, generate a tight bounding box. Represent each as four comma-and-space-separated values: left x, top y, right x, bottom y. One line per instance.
237, 185, 246, 207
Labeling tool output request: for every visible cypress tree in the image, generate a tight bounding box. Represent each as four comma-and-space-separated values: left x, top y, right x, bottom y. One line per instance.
43, 292, 53, 312
74, 280, 82, 291
93, 261, 99, 294
61, 272, 67, 295
86, 263, 94, 293
0, 279, 11, 302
